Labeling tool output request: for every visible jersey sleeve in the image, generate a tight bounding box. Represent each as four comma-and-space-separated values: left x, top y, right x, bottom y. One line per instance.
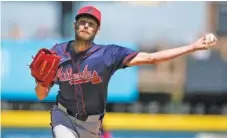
103, 44, 139, 71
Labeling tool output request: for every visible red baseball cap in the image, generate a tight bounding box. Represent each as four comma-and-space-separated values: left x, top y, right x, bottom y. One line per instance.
75, 6, 101, 26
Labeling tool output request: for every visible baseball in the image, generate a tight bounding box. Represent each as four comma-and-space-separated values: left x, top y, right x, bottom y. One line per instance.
205, 33, 216, 42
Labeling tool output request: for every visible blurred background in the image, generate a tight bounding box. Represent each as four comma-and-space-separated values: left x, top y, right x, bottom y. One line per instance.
1, 1, 227, 138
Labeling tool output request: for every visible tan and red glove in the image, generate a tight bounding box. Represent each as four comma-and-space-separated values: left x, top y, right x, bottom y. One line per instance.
30, 48, 60, 88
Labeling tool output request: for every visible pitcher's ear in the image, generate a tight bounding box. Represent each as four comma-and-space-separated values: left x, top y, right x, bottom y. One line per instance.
96, 27, 100, 35
73, 22, 76, 28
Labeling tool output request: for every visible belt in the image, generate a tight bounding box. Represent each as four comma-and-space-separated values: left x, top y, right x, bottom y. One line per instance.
56, 102, 104, 121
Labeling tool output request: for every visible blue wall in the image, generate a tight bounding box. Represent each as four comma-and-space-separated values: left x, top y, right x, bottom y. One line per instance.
2, 128, 227, 138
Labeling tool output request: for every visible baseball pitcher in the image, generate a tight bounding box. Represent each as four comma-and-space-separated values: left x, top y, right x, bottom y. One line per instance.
29, 6, 217, 138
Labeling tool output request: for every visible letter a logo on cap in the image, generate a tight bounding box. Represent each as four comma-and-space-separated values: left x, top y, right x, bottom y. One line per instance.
86, 8, 93, 13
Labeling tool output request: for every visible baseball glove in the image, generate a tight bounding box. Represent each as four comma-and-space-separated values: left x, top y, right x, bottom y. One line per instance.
30, 48, 60, 88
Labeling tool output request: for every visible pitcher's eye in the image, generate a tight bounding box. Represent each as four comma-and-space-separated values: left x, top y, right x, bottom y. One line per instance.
77, 20, 86, 26
88, 22, 95, 28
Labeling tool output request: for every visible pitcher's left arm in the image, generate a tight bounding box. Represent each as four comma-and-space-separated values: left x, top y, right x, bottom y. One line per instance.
126, 34, 217, 66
